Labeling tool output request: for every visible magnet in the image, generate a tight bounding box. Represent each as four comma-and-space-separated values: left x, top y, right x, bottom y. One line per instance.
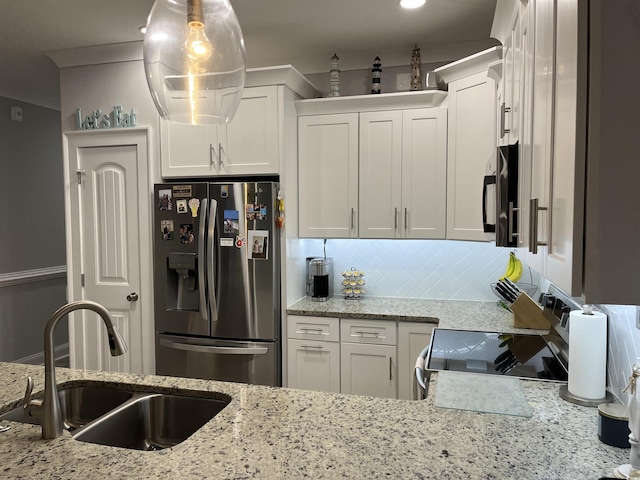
179, 224, 194, 245
221, 185, 229, 199
235, 235, 245, 248
220, 238, 234, 247
223, 210, 239, 234
158, 189, 172, 211
172, 185, 192, 198
161, 220, 174, 240
258, 205, 267, 220
245, 204, 256, 221
248, 230, 269, 260
188, 198, 200, 218
176, 199, 187, 214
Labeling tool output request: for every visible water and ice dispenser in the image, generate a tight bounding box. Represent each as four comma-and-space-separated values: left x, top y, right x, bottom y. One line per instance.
165, 252, 199, 311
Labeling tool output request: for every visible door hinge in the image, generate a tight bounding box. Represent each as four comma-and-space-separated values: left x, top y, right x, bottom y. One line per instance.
81, 274, 85, 287
76, 169, 85, 185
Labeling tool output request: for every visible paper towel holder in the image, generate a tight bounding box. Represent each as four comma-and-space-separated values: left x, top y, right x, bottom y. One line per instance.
558, 304, 613, 407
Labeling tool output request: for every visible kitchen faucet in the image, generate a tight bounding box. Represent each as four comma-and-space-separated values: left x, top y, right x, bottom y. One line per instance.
22, 300, 128, 439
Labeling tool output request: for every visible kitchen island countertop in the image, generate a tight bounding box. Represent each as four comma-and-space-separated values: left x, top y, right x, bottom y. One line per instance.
0, 362, 628, 479
287, 296, 549, 335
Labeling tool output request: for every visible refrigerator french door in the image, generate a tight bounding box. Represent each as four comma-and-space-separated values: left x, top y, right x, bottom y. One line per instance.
153, 181, 281, 386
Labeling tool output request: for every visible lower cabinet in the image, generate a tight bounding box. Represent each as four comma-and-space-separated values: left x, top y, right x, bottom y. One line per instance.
287, 315, 435, 399
287, 339, 341, 393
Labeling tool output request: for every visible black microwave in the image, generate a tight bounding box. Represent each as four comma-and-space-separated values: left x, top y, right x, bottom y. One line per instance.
483, 143, 519, 247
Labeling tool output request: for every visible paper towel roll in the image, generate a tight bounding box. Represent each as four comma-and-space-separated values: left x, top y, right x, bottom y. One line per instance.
568, 308, 607, 400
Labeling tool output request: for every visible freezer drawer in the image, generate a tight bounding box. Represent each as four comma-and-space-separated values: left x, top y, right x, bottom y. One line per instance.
156, 334, 281, 387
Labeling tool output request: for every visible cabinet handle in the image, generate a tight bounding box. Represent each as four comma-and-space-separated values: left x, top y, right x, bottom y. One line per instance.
500, 103, 511, 138
529, 198, 548, 254
352, 330, 383, 338
209, 144, 219, 171
351, 208, 355, 230
218, 143, 224, 168
508, 202, 519, 241
296, 327, 325, 335
394, 208, 398, 230
404, 208, 408, 232
389, 357, 393, 381
301, 344, 324, 350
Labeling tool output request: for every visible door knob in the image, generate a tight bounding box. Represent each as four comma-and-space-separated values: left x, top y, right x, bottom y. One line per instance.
126, 292, 139, 302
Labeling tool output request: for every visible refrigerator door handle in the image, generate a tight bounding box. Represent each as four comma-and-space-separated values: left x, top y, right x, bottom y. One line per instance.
159, 338, 269, 355
207, 198, 219, 321
198, 198, 209, 321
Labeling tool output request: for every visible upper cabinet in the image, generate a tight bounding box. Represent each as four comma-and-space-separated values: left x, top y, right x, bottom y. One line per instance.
494, 0, 640, 304
160, 66, 318, 178
435, 47, 501, 242
296, 92, 448, 239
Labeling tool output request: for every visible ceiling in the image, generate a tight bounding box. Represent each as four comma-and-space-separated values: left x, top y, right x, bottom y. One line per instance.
0, 0, 499, 110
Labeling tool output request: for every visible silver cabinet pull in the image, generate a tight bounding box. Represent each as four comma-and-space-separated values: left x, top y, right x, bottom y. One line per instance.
301, 344, 324, 350
350, 208, 356, 230
389, 357, 393, 381
296, 327, 326, 335
404, 208, 408, 231
126, 292, 138, 302
352, 330, 383, 338
209, 144, 218, 171
218, 143, 225, 168
529, 198, 548, 254
394, 207, 398, 230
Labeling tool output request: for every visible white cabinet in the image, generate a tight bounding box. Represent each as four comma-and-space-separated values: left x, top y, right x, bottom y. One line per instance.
297, 91, 448, 240
161, 86, 280, 178
340, 319, 397, 399
287, 315, 340, 393
445, 71, 497, 241
397, 322, 435, 400
298, 113, 359, 238
359, 108, 447, 239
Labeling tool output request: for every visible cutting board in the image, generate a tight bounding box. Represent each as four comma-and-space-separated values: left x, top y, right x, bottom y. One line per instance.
435, 371, 532, 417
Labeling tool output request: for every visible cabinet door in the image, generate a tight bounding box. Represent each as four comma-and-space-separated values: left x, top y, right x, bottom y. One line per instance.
397, 322, 435, 400
223, 86, 280, 175
359, 111, 403, 238
340, 343, 397, 399
446, 72, 497, 241
288, 339, 340, 393
298, 113, 359, 238
402, 108, 447, 239
160, 122, 218, 178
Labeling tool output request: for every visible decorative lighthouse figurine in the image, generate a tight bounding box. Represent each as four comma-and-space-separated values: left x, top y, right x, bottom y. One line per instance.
371, 56, 382, 94
411, 44, 422, 91
329, 53, 340, 97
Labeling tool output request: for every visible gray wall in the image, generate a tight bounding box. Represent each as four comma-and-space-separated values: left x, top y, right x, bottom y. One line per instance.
0, 96, 67, 362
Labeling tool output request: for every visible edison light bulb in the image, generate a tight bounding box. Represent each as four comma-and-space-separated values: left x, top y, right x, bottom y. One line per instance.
185, 22, 212, 62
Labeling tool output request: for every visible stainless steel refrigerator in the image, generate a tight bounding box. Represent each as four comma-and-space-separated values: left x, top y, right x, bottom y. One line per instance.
153, 181, 281, 386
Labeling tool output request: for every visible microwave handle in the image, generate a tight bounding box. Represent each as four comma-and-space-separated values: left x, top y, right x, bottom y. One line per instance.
482, 174, 496, 233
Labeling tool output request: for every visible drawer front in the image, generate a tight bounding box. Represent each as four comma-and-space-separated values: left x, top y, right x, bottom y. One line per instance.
340, 319, 396, 345
287, 315, 340, 342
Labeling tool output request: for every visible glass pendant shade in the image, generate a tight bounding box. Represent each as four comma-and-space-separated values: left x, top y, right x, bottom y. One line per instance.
143, 0, 246, 125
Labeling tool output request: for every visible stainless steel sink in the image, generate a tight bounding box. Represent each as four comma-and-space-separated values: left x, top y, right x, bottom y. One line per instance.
0, 383, 230, 451
73, 393, 229, 451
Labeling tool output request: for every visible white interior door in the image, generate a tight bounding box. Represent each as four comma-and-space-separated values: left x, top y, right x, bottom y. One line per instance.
65, 129, 152, 374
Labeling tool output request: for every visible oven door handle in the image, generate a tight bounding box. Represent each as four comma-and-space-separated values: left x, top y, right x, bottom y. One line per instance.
414, 345, 431, 400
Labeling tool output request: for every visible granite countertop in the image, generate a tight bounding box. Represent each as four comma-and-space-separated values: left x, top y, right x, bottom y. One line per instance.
0, 362, 628, 479
287, 296, 549, 335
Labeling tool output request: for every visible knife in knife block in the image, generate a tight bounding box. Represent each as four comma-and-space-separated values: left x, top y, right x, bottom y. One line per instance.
510, 292, 551, 330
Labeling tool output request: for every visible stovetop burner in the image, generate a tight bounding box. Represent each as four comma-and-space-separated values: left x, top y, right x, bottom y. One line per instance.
426, 328, 568, 382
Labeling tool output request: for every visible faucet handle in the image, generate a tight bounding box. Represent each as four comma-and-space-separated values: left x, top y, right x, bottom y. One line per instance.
22, 376, 41, 419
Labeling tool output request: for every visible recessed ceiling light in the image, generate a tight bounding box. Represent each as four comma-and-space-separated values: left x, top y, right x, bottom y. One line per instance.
400, 0, 426, 8
138, 25, 147, 34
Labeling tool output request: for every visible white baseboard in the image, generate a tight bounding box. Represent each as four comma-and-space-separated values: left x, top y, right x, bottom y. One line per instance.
14, 343, 69, 366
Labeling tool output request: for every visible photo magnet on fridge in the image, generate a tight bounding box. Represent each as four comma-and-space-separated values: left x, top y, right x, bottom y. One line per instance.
223, 210, 239, 234
249, 230, 269, 260
158, 189, 172, 211
176, 199, 187, 214
161, 220, 174, 240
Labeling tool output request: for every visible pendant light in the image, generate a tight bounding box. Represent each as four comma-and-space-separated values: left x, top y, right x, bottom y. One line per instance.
143, 0, 246, 125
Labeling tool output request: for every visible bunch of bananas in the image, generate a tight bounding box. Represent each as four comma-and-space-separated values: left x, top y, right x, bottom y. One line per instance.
500, 252, 523, 282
